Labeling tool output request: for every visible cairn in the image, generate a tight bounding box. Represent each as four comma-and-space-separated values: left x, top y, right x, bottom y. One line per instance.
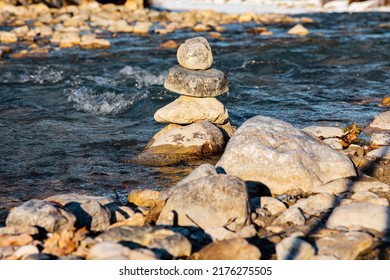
134, 37, 234, 166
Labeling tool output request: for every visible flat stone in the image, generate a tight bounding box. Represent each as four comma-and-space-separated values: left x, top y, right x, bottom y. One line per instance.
97, 226, 191, 258
157, 174, 250, 231
192, 237, 261, 260
276, 236, 315, 260
273, 207, 306, 226
13, 245, 39, 260
45, 193, 115, 206
154, 96, 229, 125
366, 146, 390, 160
302, 126, 344, 139
293, 193, 336, 216
164, 65, 228, 97
365, 111, 390, 134
5, 199, 76, 233
216, 116, 357, 195
326, 202, 390, 233
315, 231, 373, 260
133, 121, 225, 166
177, 37, 213, 70
259, 197, 287, 216
371, 132, 390, 146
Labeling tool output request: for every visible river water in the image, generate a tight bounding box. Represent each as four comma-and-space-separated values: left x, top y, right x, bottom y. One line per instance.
0, 12, 389, 221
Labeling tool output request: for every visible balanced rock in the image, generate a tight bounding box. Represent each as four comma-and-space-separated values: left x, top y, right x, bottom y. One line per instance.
164, 65, 228, 97
5, 199, 76, 233
154, 96, 229, 125
133, 121, 225, 166
157, 174, 250, 231
216, 116, 357, 195
177, 37, 213, 70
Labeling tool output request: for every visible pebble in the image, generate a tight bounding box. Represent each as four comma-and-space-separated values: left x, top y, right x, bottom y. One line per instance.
164, 65, 228, 97
287, 24, 309, 36
276, 236, 315, 260
177, 37, 213, 70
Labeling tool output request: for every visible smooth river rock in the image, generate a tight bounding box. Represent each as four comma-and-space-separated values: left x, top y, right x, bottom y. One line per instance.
133, 121, 225, 166
164, 65, 228, 97
154, 96, 229, 125
157, 174, 250, 231
97, 226, 191, 258
326, 202, 390, 233
6, 199, 76, 233
177, 37, 213, 70
216, 116, 357, 195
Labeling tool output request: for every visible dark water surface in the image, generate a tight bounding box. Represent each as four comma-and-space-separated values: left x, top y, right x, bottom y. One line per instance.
1, 12, 389, 218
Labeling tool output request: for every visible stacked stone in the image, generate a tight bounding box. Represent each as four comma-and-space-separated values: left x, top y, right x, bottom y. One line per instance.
134, 37, 234, 166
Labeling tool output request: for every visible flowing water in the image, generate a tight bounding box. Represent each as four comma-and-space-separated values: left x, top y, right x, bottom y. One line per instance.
1, 12, 389, 222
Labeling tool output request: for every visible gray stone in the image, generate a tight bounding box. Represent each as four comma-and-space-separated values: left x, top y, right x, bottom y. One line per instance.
157, 174, 250, 231
154, 96, 229, 125
293, 193, 336, 216
192, 237, 261, 260
302, 126, 344, 139
177, 37, 213, 70
371, 132, 390, 146
259, 197, 287, 216
134, 121, 225, 166
365, 110, 390, 133
366, 146, 390, 160
97, 226, 191, 258
164, 65, 228, 97
276, 236, 315, 260
216, 116, 357, 195
5, 199, 76, 233
326, 202, 390, 232
64, 200, 111, 232
315, 231, 373, 260
273, 207, 306, 226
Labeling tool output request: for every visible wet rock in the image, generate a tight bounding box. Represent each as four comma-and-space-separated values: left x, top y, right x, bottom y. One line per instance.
287, 24, 309, 36
302, 126, 344, 139
276, 236, 315, 260
177, 37, 213, 70
97, 226, 191, 258
154, 96, 229, 125
134, 121, 225, 166
259, 197, 287, 216
128, 189, 160, 208
157, 174, 250, 231
13, 245, 39, 260
216, 116, 357, 195
273, 207, 306, 226
164, 65, 228, 97
366, 146, 390, 160
326, 202, 390, 232
371, 132, 390, 146
315, 231, 373, 260
365, 111, 390, 133
192, 237, 261, 260
6, 199, 76, 233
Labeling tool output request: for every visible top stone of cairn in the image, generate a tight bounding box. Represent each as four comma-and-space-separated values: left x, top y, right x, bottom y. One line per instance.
177, 37, 213, 70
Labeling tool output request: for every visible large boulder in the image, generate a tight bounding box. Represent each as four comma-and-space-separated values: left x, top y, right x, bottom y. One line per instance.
156, 174, 250, 231
5, 199, 76, 233
216, 116, 357, 195
154, 96, 229, 125
177, 37, 213, 70
164, 65, 228, 97
133, 121, 225, 166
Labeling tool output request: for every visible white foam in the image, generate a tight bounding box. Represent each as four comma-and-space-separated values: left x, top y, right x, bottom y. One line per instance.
119, 66, 165, 89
